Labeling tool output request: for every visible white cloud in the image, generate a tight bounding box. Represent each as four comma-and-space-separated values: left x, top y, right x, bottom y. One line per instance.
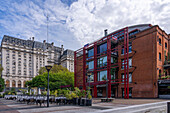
0, 0, 170, 50
66, 0, 170, 47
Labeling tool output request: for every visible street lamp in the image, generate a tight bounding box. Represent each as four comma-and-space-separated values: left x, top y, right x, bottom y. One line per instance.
45, 65, 52, 107
106, 79, 109, 101
88, 74, 91, 93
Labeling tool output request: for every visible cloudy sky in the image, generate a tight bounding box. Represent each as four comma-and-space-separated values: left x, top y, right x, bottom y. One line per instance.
0, 0, 170, 50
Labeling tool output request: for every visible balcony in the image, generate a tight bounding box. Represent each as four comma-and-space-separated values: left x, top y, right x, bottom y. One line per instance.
163, 60, 170, 69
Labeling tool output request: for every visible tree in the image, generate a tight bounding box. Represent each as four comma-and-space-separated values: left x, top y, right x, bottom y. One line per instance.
38, 64, 69, 75
38, 67, 47, 75
0, 64, 4, 92
0, 77, 5, 92
0, 64, 3, 74
27, 65, 74, 91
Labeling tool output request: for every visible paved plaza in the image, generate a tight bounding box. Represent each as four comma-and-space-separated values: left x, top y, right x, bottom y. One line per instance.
0, 98, 169, 113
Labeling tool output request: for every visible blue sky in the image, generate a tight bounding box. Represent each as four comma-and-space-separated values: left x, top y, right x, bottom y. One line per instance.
0, 0, 170, 50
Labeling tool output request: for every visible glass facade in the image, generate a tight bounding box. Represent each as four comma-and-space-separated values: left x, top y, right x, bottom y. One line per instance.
88, 48, 94, 57
122, 73, 132, 83
87, 74, 94, 82
87, 60, 94, 70
121, 42, 132, 54
97, 70, 107, 81
121, 58, 132, 69
97, 43, 107, 54
97, 56, 107, 67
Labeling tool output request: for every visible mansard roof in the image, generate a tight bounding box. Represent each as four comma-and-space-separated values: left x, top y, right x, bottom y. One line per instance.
2, 35, 62, 52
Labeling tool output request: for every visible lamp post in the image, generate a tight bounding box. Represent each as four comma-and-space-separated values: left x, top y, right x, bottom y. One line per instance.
45, 65, 52, 107
106, 79, 109, 101
88, 74, 91, 93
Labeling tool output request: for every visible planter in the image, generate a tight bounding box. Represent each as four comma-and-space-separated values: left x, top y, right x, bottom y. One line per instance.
86, 99, 92, 106
80, 98, 86, 106
78, 98, 81, 105
73, 98, 78, 105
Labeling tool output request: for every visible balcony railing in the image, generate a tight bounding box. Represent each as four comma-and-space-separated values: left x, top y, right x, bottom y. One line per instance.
163, 60, 170, 69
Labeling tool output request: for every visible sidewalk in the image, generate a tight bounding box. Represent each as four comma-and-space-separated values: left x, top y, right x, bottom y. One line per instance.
0, 99, 20, 113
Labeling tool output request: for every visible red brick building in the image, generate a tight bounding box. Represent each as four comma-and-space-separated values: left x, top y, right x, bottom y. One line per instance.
74, 24, 170, 98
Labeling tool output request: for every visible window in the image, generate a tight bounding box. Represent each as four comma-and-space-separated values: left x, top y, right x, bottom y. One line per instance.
159, 38, 161, 45
121, 46, 124, 54
121, 43, 132, 55
97, 89, 103, 97
128, 42, 132, 53
159, 53, 161, 61
87, 60, 94, 70
86, 74, 94, 82
88, 48, 94, 58
122, 88, 132, 98
97, 70, 107, 81
111, 68, 117, 81
121, 58, 132, 69
159, 69, 161, 77
122, 73, 132, 83
97, 43, 107, 54
97, 56, 107, 67
165, 42, 167, 49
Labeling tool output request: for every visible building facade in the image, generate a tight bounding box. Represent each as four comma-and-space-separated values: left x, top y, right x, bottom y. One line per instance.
1, 35, 74, 90
74, 24, 170, 98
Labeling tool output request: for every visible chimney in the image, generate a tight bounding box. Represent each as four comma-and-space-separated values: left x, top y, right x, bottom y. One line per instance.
32, 37, 34, 41
104, 29, 108, 36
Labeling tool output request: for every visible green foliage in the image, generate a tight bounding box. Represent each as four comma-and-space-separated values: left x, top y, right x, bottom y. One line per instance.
38, 64, 69, 75
71, 92, 78, 98
38, 67, 47, 75
19, 89, 27, 95
65, 93, 72, 100
10, 88, 16, 95
50, 90, 57, 96
26, 65, 74, 91
0, 77, 5, 92
0, 64, 3, 74
74, 87, 80, 97
86, 89, 92, 99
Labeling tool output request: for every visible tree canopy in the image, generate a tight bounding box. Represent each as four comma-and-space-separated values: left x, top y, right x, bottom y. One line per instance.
26, 65, 74, 91
0, 64, 4, 92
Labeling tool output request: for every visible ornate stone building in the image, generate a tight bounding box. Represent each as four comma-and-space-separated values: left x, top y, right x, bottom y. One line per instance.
1, 35, 74, 90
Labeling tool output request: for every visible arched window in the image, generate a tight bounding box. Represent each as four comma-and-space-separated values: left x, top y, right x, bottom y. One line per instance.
12, 80, 16, 87
6, 80, 10, 87
18, 80, 21, 88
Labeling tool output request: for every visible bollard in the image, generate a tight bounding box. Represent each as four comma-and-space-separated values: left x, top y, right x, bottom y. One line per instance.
167, 102, 170, 113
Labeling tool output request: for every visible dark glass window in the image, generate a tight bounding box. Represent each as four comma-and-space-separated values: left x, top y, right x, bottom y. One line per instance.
122, 73, 132, 83
97, 43, 107, 54
159, 53, 161, 60
159, 69, 161, 77
121, 58, 132, 69
97, 56, 107, 67
121, 46, 124, 54
88, 48, 94, 58
121, 42, 132, 55
159, 38, 161, 45
87, 60, 94, 70
129, 46, 132, 53
97, 70, 107, 81
165, 42, 167, 49
122, 88, 132, 98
